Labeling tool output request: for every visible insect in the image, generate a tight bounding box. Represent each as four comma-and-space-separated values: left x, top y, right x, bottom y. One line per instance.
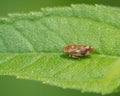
64, 44, 94, 58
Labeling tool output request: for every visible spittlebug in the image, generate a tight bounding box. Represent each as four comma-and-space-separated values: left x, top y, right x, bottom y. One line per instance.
64, 44, 93, 58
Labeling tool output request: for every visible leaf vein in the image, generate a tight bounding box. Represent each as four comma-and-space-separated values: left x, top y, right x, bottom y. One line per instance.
40, 21, 67, 44
0, 54, 18, 65
13, 26, 36, 52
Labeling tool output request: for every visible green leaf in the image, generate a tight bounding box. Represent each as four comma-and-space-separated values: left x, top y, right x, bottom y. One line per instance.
0, 4, 120, 94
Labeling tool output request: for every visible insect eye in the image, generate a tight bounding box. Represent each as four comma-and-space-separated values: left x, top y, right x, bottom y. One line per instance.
89, 47, 94, 52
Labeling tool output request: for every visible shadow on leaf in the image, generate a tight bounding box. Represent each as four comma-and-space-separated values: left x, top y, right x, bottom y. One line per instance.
60, 54, 91, 61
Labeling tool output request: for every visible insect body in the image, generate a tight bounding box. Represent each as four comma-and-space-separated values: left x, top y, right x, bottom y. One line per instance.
64, 44, 93, 58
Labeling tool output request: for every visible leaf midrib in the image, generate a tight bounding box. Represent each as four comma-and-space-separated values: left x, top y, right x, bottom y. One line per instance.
0, 53, 119, 58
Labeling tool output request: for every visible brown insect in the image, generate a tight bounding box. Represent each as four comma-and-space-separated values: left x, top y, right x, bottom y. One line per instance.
64, 44, 94, 58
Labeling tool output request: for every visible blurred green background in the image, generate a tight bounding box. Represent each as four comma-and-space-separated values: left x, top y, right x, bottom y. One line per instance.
0, 0, 120, 96
0, 0, 120, 17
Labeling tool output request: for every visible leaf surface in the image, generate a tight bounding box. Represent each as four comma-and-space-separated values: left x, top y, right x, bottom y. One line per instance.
0, 4, 120, 94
